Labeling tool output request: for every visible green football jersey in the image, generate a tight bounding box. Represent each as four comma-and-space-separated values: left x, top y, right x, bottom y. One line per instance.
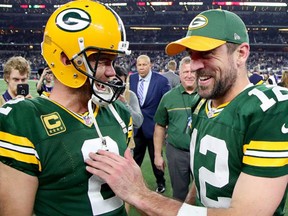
0, 96, 132, 216
191, 85, 288, 215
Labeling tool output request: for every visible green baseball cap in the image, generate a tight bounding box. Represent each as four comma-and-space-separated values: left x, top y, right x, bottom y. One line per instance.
165, 9, 249, 55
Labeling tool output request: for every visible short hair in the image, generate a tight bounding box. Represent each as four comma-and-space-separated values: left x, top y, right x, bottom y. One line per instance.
3, 56, 31, 81
167, 60, 177, 71
226, 42, 240, 54
179, 56, 191, 72
137, 55, 151, 64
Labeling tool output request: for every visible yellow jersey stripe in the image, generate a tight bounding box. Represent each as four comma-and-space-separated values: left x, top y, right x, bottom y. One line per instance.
0, 142, 41, 171
243, 155, 288, 167
0, 131, 35, 148
244, 141, 288, 152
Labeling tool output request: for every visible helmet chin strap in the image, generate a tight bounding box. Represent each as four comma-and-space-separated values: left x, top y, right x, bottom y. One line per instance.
91, 86, 113, 107
78, 37, 114, 107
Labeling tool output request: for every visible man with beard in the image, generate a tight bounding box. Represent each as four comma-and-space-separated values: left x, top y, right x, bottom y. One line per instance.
85, 9, 288, 216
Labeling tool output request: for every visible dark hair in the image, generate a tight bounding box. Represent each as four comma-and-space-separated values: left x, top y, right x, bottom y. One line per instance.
38, 68, 44, 76
37, 65, 49, 76
114, 65, 128, 78
226, 42, 240, 54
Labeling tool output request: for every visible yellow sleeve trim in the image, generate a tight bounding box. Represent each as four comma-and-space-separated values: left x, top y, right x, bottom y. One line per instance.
0, 131, 34, 148
0, 132, 41, 172
243, 155, 288, 167
244, 140, 288, 152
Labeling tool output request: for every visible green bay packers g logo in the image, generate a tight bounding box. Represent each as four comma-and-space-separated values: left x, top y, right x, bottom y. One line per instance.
188, 15, 208, 30
56, 8, 91, 32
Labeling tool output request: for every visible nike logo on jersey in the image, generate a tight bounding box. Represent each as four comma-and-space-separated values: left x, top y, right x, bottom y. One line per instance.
281, 123, 288, 134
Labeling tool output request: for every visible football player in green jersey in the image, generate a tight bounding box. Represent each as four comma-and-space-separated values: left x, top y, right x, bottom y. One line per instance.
0, 1, 132, 216
85, 9, 288, 216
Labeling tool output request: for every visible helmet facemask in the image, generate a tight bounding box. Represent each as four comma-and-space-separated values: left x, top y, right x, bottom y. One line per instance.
71, 39, 126, 106
41, 1, 130, 106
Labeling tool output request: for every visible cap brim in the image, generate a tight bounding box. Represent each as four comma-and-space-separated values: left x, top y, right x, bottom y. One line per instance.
165, 36, 226, 56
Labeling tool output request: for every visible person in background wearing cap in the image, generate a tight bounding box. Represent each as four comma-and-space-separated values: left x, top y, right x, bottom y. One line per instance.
248, 66, 264, 85
85, 9, 288, 216
0, 1, 132, 215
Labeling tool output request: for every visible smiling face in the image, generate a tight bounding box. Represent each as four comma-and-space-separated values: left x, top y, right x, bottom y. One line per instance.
189, 43, 239, 100
87, 53, 117, 91
86, 52, 125, 105
179, 58, 196, 93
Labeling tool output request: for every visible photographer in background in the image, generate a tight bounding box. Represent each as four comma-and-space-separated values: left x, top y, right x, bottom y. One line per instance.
36, 66, 54, 96
0, 56, 32, 106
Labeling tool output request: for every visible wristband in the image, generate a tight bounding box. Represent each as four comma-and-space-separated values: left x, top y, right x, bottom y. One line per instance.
177, 203, 207, 216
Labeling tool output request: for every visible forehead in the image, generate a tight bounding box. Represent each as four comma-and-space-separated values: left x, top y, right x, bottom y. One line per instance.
137, 58, 150, 64
9, 68, 27, 77
181, 62, 191, 69
188, 44, 226, 56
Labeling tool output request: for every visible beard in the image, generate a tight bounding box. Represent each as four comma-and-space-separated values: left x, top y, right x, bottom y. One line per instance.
197, 63, 237, 100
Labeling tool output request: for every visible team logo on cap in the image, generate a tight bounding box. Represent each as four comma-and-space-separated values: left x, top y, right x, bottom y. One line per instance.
188, 15, 208, 30
234, 33, 241, 41
56, 8, 91, 32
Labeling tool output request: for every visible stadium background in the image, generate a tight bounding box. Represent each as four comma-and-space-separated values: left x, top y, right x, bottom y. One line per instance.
0, 0, 287, 215
0, 0, 287, 77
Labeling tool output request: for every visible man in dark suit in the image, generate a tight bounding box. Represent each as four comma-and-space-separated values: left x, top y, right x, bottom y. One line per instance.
130, 54, 171, 193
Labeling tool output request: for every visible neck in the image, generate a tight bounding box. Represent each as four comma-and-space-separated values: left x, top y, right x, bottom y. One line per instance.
185, 88, 194, 94
184, 85, 195, 94
211, 78, 251, 108
8, 88, 16, 98
49, 80, 91, 113
46, 80, 53, 86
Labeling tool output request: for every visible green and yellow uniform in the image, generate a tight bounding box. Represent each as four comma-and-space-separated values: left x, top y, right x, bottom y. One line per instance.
0, 96, 132, 216
191, 85, 288, 215
154, 84, 200, 150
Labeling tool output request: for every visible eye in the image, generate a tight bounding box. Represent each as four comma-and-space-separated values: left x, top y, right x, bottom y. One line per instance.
201, 50, 213, 58
98, 59, 114, 67
97, 61, 105, 66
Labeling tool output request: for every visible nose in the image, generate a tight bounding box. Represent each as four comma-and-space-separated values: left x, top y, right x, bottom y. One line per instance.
105, 65, 116, 77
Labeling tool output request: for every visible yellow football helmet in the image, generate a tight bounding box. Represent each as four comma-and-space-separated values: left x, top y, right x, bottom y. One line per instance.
41, 0, 130, 104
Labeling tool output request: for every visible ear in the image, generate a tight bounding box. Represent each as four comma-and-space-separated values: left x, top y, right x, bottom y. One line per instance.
60, 52, 71, 65
238, 43, 249, 59
236, 43, 250, 66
